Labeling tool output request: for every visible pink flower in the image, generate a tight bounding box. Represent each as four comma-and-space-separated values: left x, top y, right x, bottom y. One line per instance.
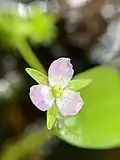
29, 58, 84, 116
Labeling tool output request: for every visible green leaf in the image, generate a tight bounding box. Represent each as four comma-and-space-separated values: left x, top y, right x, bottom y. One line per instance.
66, 79, 92, 91
53, 66, 120, 149
0, 13, 27, 47
28, 6, 57, 45
1, 127, 51, 160
47, 103, 58, 130
26, 68, 48, 85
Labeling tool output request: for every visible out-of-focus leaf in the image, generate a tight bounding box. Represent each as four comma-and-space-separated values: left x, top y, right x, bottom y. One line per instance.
0, 12, 47, 73
53, 66, 120, 149
0, 127, 51, 160
28, 6, 57, 45
26, 68, 48, 84
0, 7, 57, 48
0, 13, 28, 47
47, 103, 58, 130
66, 79, 92, 91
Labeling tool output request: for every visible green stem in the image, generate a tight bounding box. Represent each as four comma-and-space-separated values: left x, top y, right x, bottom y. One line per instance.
17, 39, 47, 75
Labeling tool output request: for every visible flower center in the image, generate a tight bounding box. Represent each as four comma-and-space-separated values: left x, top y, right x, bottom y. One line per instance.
52, 86, 63, 98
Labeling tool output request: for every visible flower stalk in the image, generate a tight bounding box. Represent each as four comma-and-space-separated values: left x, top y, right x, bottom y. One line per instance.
17, 39, 47, 75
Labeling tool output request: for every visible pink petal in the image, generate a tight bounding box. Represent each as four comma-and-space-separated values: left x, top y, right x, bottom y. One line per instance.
30, 85, 55, 111
48, 58, 74, 88
56, 90, 84, 116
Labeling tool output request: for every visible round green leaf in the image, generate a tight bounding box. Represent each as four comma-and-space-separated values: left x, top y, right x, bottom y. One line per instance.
53, 66, 120, 149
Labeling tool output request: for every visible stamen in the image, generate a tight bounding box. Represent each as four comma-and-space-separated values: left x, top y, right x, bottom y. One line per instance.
52, 86, 63, 98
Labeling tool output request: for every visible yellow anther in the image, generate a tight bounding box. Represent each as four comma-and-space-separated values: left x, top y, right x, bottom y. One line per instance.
52, 86, 64, 98
53, 86, 60, 92
55, 92, 61, 98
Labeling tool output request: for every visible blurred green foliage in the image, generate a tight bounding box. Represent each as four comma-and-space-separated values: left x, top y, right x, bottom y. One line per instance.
0, 7, 56, 47
0, 7, 57, 73
28, 6, 57, 45
1, 127, 51, 160
0, 13, 27, 47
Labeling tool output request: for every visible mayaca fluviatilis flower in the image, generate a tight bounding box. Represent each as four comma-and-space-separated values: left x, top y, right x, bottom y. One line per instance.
29, 57, 84, 116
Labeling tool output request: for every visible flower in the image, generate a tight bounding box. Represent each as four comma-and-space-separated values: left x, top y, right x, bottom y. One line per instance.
29, 58, 84, 116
